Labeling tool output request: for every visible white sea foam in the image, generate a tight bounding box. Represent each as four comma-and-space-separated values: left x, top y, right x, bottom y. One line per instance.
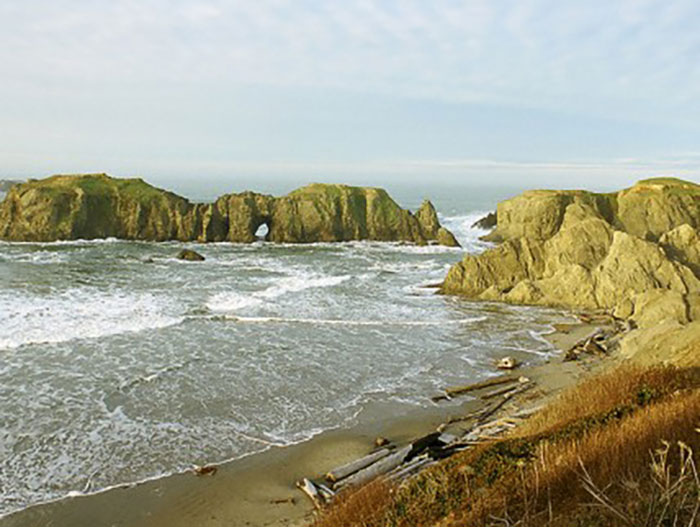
258, 274, 350, 299
0, 289, 183, 350
206, 291, 264, 312
439, 211, 495, 253
206, 274, 351, 313
225, 315, 487, 326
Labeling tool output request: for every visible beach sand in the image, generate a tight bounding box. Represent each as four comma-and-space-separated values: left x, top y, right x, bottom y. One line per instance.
0, 322, 608, 527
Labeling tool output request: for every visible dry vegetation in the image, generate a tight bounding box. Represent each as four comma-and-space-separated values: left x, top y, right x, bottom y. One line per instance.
315, 365, 700, 527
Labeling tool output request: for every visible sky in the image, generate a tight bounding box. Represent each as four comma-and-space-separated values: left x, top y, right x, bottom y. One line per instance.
2, 0, 700, 192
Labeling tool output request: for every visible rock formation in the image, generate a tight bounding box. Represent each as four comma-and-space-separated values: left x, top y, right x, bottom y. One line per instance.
471, 212, 497, 230
441, 177, 700, 364
0, 174, 459, 246
176, 249, 206, 261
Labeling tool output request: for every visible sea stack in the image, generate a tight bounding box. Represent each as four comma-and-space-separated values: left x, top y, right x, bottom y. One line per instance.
0, 173, 459, 246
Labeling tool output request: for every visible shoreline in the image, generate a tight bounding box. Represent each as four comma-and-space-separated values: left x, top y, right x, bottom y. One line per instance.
0, 320, 609, 527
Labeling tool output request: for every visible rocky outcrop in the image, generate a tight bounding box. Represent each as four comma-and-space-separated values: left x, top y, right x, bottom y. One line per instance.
0, 174, 459, 246
441, 177, 700, 363
414, 200, 460, 247
471, 212, 497, 230
176, 249, 205, 261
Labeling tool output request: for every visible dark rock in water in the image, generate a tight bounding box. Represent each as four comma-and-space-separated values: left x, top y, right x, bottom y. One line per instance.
177, 249, 205, 261
472, 211, 497, 230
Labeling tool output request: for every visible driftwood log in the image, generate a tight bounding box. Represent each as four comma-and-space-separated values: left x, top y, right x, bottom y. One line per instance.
333, 445, 412, 490
481, 378, 529, 399
564, 328, 611, 361
325, 447, 392, 482
432, 374, 520, 402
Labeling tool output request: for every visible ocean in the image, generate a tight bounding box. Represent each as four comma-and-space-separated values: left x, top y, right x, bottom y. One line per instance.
0, 181, 572, 516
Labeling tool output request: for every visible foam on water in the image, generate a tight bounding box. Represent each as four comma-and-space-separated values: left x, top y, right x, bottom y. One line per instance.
0, 288, 183, 350
439, 211, 494, 253
206, 273, 351, 313
224, 315, 487, 326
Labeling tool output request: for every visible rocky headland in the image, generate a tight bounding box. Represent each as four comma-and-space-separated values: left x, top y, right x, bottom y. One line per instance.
0, 173, 459, 246
441, 177, 700, 365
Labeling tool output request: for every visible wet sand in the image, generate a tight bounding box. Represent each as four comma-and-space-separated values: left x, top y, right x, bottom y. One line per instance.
0, 321, 607, 527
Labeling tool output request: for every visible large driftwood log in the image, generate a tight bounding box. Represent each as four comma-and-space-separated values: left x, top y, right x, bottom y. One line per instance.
333, 445, 411, 490
432, 374, 519, 401
481, 378, 529, 399
325, 447, 392, 482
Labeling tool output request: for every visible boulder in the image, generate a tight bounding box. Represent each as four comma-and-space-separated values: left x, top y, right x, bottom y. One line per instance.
177, 249, 205, 261
496, 357, 519, 370
415, 200, 441, 238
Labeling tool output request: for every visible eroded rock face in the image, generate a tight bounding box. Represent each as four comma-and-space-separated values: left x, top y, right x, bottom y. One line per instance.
0, 174, 459, 246
442, 177, 700, 315
441, 177, 700, 364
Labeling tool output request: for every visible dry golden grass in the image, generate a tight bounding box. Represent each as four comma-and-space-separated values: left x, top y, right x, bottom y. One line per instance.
314, 365, 700, 527
517, 364, 700, 437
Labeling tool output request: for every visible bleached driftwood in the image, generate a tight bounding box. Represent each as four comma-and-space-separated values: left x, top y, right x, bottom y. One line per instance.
481, 378, 529, 400
325, 447, 392, 483
317, 482, 335, 502
432, 374, 519, 401
296, 478, 323, 509
333, 445, 411, 490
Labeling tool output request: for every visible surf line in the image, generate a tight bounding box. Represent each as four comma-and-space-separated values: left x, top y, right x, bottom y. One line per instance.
221, 315, 486, 326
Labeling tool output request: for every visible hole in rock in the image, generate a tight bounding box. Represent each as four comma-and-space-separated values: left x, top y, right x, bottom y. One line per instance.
255, 222, 269, 239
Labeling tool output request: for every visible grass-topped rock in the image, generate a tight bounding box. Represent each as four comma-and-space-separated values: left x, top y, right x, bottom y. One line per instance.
0, 173, 459, 246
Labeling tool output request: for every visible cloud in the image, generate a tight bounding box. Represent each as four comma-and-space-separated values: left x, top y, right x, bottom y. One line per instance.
1, 0, 700, 180
2, 0, 699, 119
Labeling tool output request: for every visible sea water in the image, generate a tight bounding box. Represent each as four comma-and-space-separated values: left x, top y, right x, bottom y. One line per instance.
0, 182, 571, 516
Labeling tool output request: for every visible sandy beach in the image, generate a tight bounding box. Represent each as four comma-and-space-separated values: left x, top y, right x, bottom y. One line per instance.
0, 321, 609, 527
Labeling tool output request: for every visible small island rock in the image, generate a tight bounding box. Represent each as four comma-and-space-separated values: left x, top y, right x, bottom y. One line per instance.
177, 249, 205, 261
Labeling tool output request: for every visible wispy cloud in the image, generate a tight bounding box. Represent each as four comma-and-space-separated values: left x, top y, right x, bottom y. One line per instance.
1, 1, 699, 179
3, 1, 699, 116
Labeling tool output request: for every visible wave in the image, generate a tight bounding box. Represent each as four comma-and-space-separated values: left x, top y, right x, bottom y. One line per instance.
439, 211, 495, 253
0, 237, 129, 247
206, 274, 351, 313
0, 289, 183, 350
221, 315, 487, 326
